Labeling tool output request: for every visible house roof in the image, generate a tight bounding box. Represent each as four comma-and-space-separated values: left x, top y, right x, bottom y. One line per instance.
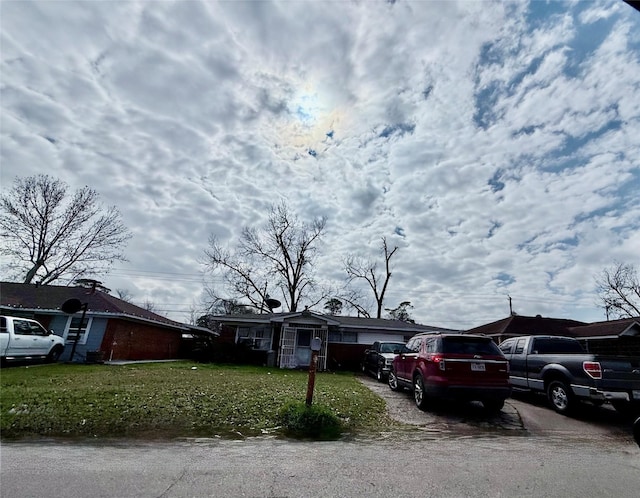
464, 315, 587, 337
0, 282, 216, 335
567, 318, 640, 338
209, 309, 458, 334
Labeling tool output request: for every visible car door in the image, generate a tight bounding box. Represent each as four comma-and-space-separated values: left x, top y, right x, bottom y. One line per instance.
507, 337, 529, 388
365, 342, 380, 372
396, 338, 420, 383
29, 320, 54, 355
499, 339, 515, 383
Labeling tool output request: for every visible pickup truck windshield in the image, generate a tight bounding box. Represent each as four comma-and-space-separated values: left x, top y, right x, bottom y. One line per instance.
442, 337, 502, 355
379, 343, 405, 353
532, 338, 585, 354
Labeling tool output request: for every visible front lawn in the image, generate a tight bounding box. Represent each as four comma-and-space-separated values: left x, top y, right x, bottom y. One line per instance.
0, 362, 396, 439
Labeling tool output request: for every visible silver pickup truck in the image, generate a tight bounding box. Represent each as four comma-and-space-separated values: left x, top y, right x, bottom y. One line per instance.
0, 315, 65, 364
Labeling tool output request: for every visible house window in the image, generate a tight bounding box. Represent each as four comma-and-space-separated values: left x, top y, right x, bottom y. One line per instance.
237, 326, 272, 351
328, 331, 358, 343
64, 316, 92, 345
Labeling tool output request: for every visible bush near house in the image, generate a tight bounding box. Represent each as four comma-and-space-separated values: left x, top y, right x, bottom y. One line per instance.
0, 362, 396, 439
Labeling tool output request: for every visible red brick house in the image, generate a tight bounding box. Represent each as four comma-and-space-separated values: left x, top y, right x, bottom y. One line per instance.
0, 282, 216, 362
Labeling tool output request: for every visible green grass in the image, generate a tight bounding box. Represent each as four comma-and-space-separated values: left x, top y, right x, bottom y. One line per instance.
0, 362, 397, 440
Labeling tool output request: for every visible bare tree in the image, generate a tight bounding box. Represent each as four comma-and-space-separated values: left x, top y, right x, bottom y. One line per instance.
596, 262, 640, 319
0, 175, 131, 285
344, 237, 398, 318
324, 298, 343, 316
116, 288, 134, 302
386, 301, 414, 323
142, 299, 156, 312
203, 202, 327, 312
75, 278, 111, 294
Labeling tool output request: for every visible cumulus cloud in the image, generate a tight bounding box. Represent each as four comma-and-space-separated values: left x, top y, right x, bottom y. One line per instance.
1, 0, 638, 328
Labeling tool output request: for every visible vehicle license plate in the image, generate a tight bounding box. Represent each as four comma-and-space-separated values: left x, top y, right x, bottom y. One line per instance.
471, 363, 486, 372
632, 390, 640, 400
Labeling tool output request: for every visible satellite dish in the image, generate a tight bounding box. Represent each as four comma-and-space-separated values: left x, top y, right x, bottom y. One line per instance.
61, 298, 83, 314
265, 298, 281, 311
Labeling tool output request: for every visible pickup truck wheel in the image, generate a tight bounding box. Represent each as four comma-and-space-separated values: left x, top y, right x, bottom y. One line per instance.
376, 365, 384, 382
388, 370, 401, 391
414, 373, 428, 410
547, 380, 573, 414
46, 346, 63, 363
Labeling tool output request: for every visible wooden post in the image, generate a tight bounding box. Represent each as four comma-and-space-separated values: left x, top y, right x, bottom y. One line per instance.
305, 337, 322, 406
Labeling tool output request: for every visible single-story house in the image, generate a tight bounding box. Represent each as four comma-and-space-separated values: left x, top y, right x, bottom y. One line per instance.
465, 314, 640, 355
209, 309, 458, 371
0, 282, 217, 362
464, 315, 587, 344
568, 318, 640, 356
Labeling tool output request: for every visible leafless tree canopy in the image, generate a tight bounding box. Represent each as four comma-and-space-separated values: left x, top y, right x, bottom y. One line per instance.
116, 288, 134, 302
344, 237, 398, 318
0, 175, 131, 285
324, 298, 343, 316
386, 301, 414, 323
203, 202, 327, 312
596, 262, 640, 319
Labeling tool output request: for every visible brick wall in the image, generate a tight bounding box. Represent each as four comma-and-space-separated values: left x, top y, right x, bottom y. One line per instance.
100, 320, 182, 360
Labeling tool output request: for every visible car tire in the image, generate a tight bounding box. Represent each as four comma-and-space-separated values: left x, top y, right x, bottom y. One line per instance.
482, 399, 505, 414
388, 369, 401, 391
46, 346, 63, 363
376, 365, 384, 382
547, 380, 573, 414
414, 373, 428, 410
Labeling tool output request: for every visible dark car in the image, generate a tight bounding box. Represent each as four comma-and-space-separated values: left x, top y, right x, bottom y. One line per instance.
388, 333, 511, 413
362, 341, 406, 382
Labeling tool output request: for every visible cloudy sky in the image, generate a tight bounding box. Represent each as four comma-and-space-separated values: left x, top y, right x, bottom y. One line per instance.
1, 0, 639, 329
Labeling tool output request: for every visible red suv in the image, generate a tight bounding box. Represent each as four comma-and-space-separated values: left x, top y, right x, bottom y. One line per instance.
388, 333, 511, 413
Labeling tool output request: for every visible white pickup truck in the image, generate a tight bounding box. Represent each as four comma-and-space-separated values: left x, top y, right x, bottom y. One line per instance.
0, 315, 65, 364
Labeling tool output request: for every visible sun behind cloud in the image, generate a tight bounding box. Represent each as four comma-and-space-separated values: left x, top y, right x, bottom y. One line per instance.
270, 82, 347, 158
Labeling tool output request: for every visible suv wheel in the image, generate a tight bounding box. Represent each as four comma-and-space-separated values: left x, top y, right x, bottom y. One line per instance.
482, 399, 505, 414
414, 373, 428, 410
388, 369, 400, 391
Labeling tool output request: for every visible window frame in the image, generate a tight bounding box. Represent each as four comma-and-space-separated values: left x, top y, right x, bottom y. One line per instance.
63, 316, 93, 346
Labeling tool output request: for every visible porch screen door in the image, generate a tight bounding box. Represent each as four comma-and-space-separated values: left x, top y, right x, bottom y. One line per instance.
315, 328, 328, 371
280, 327, 297, 368
279, 327, 329, 370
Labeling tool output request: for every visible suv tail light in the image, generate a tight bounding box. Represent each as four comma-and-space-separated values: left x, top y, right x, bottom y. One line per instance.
583, 361, 602, 379
432, 354, 446, 371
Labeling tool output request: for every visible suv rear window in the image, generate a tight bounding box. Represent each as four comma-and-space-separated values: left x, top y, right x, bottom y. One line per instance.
441, 337, 501, 355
